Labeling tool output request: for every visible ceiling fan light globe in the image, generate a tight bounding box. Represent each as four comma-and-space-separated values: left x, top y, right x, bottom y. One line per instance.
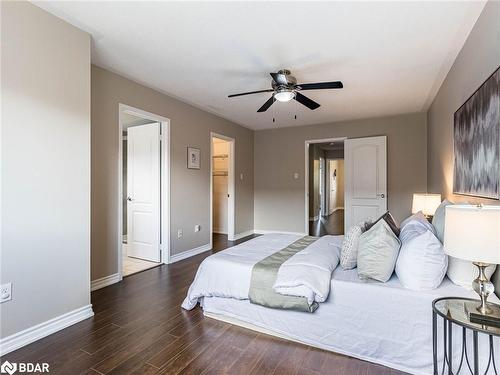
274, 90, 294, 102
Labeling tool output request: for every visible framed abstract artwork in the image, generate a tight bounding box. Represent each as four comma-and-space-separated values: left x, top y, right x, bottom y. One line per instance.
187, 147, 201, 169
453, 66, 500, 199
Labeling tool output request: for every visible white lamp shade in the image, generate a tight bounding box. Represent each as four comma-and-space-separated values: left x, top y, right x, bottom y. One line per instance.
443, 205, 500, 264
412, 193, 442, 216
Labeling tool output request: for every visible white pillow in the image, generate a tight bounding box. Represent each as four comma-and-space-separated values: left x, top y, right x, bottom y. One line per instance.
432, 199, 453, 243
357, 220, 401, 282
340, 222, 366, 270
400, 211, 435, 234
396, 217, 448, 290
447, 257, 496, 290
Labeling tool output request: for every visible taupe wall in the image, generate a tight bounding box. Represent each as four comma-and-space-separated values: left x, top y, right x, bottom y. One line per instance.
254, 113, 427, 233
427, 0, 499, 204
427, 0, 500, 293
1, 2, 91, 338
91, 66, 254, 280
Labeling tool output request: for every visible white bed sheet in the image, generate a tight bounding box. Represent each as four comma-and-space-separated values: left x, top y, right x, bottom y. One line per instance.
182, 233, 342, 309
202, 268, 499, 375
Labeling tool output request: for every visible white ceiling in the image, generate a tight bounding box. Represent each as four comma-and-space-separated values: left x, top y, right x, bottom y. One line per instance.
35, 1, 485, 130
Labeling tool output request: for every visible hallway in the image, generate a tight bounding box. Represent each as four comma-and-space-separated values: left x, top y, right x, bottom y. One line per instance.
309, 209, 344, 237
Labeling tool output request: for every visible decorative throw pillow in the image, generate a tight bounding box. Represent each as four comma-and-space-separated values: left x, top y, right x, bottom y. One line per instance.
396, 217, 448, 290
340, 222, 367, 270
400, 211, 436, 236
432, 199, 453, 243
447, 257, 496, 290
357, 219, 401, 282
366, 211, 400, 237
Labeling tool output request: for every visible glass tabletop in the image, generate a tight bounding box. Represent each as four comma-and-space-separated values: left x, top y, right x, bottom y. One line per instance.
433, 297, 500, 336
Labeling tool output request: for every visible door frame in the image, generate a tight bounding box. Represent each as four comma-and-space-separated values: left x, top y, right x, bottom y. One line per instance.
118, 103, 171, 281
304, 137, 347, 235
210, 132, 235, 245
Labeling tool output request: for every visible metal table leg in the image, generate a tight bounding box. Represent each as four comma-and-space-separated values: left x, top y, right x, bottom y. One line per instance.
433, 310, 438, 375
473, 331, 479, 375
448, 320, 453, 375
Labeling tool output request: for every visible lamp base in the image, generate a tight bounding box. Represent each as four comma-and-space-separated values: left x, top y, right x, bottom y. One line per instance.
472, 262, 495, 315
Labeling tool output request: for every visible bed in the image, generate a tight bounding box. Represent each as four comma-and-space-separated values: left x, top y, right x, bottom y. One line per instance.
183, 233, 499, 375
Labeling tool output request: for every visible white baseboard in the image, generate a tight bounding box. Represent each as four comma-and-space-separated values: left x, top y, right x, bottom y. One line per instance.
229, 229, 255, 241
254, 229, 307, 236
169, 243, 212, 264
91, 273, 121, 291
0, 304, 94, 356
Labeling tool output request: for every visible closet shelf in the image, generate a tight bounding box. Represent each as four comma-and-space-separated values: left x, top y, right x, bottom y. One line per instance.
213, 170, 228, 176
212, 154, 228, 159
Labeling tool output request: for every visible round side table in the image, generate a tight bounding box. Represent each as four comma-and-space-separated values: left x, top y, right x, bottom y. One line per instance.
433, 297, 500, 375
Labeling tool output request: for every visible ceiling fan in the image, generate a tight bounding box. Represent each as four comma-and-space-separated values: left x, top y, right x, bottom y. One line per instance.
228, 69, 343, 112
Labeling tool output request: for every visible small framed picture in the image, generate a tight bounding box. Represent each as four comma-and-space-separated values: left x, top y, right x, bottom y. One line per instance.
187, 147, 200, 169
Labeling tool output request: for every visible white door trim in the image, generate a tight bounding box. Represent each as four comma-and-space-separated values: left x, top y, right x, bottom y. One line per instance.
118, 103, 171, 282
304, 137, 347, 235
210, 132, 236, 244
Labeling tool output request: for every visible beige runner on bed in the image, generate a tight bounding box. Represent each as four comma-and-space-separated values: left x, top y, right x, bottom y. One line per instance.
249, 236, 319, 313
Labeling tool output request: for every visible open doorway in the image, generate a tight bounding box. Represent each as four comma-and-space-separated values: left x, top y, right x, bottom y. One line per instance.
307, 140, 345, 236
210, 133, 235, 248
119, 105, 170, 277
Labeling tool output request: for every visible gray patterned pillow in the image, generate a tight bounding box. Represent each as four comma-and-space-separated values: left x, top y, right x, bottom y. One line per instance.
340, 221, 368, 270
357, 219, 401, 282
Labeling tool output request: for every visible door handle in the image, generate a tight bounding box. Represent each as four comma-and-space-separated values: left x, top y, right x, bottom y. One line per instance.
377, 194, 385, 198
127, 196, 133, 201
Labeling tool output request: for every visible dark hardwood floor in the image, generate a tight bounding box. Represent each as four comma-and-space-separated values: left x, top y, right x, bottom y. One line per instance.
310, 209, 345, 236
2, 233, 406, 375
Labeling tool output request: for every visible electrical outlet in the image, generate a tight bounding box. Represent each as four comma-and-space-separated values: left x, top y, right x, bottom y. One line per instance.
1, 283, 12, 303
177, 229, 183, 238
194, 225, 201, 233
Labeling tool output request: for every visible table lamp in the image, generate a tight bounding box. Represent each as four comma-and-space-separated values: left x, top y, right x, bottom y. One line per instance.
443, 205, 500, 315
412, 193, 442, 218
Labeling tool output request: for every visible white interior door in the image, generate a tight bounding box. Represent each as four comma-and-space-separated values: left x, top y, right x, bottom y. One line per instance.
127, 123, 160, 262
344, 136, 387, 230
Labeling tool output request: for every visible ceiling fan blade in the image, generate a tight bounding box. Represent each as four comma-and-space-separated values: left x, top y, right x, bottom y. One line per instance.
297, 81, 343, 90
270, 72, 288, 86
257, 96, 276, 112
228, 89, 274, 98
295, 92, 320, 110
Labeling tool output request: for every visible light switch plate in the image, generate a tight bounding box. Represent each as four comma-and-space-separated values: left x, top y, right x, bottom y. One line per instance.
1, 283, 12, 303
177, 229, 183, 238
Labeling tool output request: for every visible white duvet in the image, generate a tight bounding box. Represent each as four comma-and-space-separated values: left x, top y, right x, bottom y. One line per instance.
274, 236, 341, 304
181, 233, 343, 310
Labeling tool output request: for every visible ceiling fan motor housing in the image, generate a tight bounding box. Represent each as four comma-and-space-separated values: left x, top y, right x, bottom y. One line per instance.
271, 69, 297, 90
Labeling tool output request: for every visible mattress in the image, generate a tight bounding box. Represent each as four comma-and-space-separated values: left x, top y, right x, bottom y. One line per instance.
202, 268, 499, 375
